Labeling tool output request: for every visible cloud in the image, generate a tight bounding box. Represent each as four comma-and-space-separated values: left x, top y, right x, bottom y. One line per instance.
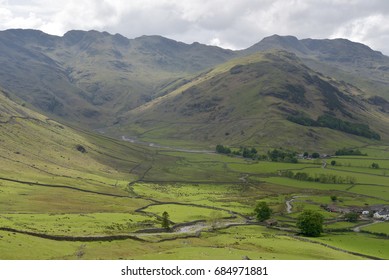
1, 0, 389, 54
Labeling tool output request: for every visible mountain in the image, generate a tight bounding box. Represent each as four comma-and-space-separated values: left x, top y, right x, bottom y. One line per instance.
243, 34, 389, 98
1, 29, 389, 151
110, 50, 389, 151
0, 29, 235, 128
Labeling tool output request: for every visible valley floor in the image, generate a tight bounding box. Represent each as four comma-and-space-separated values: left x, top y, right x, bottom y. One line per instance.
0, 139, 388, 260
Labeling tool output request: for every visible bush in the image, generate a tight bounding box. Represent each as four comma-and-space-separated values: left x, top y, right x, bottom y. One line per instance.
76, 145, 87, 153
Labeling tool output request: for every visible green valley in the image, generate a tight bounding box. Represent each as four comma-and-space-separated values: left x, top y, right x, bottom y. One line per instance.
0, 30, 388, 260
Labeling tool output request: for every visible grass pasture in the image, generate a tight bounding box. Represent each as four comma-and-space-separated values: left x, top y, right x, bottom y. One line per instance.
317, 233, 389, 259
143, 204, 232, 223
1, 114, 389, 260
0, 213, 156, 236
361, 222, 389, 235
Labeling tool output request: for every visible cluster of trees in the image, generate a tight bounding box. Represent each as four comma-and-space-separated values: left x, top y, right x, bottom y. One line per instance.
267, 149, 298, 163
287, 113, 381, 140
335, 148, 366, 156
215, 144, 231, 154
216, 144, 258, 159
254, 202, 325, 237
281, 170, 356, 184
240, 147, 258, 159
302, 151, 320, 158
371, 162, 380, 169
216, 145, 298, 163
344, 212, 359, 222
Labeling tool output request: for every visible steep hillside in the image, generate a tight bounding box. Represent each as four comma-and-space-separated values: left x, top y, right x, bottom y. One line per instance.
111, 50, 389, 152
243, 35, 389, 98
0, 89, 157, 194
0, 29, 235, 127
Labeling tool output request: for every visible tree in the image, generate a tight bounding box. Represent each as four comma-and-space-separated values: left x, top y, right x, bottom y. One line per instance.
330, 160, 336, 166
161, 211, 171, 230
297, 210, 324, 237
209, 211, 223, 230
312, 152, 320, 159
344, 212, 359, 222
371, 162, 380, 169
330, 195, 337, 202
254, 202, 272, 222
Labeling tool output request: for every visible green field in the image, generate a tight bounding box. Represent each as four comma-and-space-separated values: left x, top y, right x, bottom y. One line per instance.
361, 222, 389, 235
1, 105, 389, 260
317, 233, 389, 259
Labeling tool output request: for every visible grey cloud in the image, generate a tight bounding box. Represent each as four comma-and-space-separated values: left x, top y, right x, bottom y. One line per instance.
1, 0, 389, 54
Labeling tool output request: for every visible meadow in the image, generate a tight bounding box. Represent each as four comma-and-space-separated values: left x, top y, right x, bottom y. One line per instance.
1, 127, 388, 260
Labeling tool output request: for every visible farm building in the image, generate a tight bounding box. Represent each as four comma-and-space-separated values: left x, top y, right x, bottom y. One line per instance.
265, 219, 278, 227
373, 208, 389, 220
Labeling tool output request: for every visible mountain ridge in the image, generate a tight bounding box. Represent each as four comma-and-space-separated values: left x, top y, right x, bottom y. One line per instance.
1, 29, 389, 150
109, 50, 389, 151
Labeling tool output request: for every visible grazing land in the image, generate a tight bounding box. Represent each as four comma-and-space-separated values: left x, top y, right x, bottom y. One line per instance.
1, 123, 388, 259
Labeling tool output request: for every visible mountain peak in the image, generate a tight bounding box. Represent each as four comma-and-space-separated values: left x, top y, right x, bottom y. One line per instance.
301, 37, 384, 60
0, 28, 58, 46
246, 34, 309, 55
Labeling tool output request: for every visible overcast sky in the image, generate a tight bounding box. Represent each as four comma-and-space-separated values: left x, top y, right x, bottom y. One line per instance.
1, 0, 389, 54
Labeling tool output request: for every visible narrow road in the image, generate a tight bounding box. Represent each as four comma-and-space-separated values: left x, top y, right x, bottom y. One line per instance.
174, 219, 248, 234
353, 220, 382, 232
285, 196, 307, 214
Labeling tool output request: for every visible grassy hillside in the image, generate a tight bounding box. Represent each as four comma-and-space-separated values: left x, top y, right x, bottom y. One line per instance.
108, 50, 389, 152
0, 90, 154, 192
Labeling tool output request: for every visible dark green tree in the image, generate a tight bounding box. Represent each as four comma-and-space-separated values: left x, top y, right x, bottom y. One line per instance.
161, 211, 171, 230
254, 202, 272, 222
297, 210, 324, 237
371, 162, 380, 169
344, 212, 359, 222
330, 160, 336, 166
216, 144, 231, 154
312, 152, 320, 159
